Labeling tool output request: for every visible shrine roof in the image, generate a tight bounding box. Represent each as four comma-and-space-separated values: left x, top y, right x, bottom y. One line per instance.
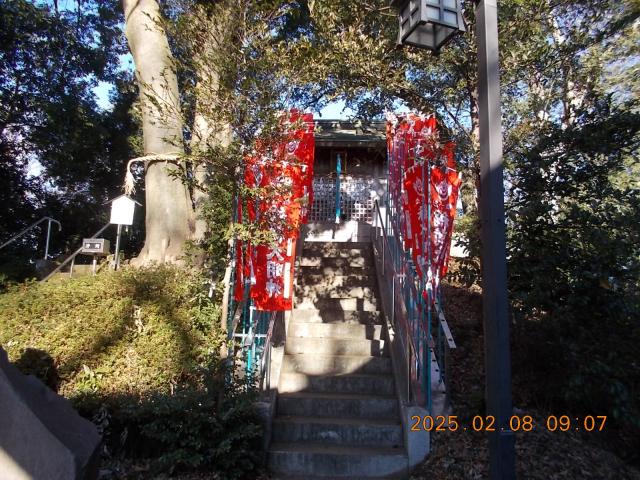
314, 120, 386, 147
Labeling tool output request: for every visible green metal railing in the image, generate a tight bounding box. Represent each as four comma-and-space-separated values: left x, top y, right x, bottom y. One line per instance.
373, 199, 456, 413
223, 194, 281, 390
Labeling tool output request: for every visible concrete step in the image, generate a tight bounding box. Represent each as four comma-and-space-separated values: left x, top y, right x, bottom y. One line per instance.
299, 256, 374, 268
272, 416, 403, 448
277, 392, 399, 419
295, 284, 378, 300
285, 337, 386, 357
303, 242, 371, 256
269, 442, 408, 478
279, 372, 395, 396
295, 297, 379, 311
288, 322, 383, 340
282, 354, 392, 375
292, 309, 382, 325
282, 354, 392, 376
301, 249, 373, 261
297, 274, 376, 287
299, 265, 377, 276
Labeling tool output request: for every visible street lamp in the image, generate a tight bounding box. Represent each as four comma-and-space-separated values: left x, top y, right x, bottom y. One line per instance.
390, 0, 465, 53
391, 1, 516, 479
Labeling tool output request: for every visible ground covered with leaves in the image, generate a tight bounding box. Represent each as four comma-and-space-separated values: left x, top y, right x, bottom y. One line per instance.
412, 267, 640, 480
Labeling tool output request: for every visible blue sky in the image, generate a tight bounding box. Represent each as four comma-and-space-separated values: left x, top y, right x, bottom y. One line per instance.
94, 80, 357, 120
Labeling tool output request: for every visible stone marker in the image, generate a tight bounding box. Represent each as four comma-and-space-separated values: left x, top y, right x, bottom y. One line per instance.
0, 347, 101, 480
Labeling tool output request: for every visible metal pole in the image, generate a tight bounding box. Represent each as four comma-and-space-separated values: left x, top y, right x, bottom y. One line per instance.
92, 256, 97, 276
475, 1, 515, 478
335, 154, 342, 223
1, 216, 60, 251
114, 224, 123, 270
44, 219, 52, 260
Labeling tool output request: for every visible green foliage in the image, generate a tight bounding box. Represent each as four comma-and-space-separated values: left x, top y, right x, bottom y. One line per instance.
0, 252, 38, 290
507, 104, 640, 459
110, 365, 261, 478
196, 177, 235, 276
0, 0, 142, 270
0, 265, 216, 395
0, 265, 263, 476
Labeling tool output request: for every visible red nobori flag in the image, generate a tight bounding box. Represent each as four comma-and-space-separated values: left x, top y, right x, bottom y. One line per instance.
404, 161, 428, 275
429, 143, 461, 285
249, 157, 302, 311
239, 110, 315, 311
282, 111, 315, 224
252, 237, 296, 311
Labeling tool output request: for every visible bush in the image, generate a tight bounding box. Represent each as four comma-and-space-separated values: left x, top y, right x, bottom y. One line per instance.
506, 107, 640, 463
122, 379, 261, 477
0, 265, 262, 478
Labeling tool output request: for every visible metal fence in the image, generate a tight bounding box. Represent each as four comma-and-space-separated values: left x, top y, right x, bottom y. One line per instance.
309, 176, 382, 224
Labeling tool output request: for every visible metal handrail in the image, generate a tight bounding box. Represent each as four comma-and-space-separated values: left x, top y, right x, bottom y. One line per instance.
41, 222, 111, 282
0, 217, 61, 258
373, 199, 428, 405
373, 199, 456, 411
259, 311, 277, 391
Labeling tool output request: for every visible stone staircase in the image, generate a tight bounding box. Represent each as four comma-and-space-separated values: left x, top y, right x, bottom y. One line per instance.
268, 241, 408, 479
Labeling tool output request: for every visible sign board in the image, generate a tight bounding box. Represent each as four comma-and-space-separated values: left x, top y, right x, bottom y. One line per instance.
110, 195, 137, 225
81, 238, 110, 255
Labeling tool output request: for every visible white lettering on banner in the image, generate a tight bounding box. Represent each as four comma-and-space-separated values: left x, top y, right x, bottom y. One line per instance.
281, 176, 293, 188
419, 206, 428, 225
267, 246, 284, 262
287, 140, 300, 154
266, 261, 283, 279
405, 210, 413, 239
252, 165, 262, 186
432, 210, 450, 260
266, 279, 282, 297
413, 178, 424, 196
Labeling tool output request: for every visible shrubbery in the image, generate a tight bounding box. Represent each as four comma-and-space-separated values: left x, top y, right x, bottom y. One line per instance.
0, 265, 262, 478
506, 107, 640, 462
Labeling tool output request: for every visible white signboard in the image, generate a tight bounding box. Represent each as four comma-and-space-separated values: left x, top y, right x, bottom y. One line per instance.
110, 196, 137, 225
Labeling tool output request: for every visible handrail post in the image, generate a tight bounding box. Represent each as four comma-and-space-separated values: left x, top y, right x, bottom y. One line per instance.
44, 219, 53, 260
1, 216, 61, 254
335, 154, 342, 224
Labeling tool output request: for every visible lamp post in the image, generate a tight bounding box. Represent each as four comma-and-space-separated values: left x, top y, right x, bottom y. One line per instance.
391, 1, 516, 478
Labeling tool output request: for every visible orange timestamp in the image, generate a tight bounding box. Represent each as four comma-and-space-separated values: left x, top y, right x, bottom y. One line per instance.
410, 415, 607, 432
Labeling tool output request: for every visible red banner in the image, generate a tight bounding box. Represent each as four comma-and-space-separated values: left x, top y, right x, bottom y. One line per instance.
386, 113, 460, 295
251, 237, 296, 311
284, 110, 315, 224
429, 143, 461, 285
238, 110, 315, 311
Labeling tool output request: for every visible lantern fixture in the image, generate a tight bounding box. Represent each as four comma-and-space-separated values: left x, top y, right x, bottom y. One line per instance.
391, 0, 465, 53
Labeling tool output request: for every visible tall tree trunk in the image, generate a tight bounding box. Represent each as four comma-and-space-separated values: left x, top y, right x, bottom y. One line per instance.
122, 0, 194, 264
191, 90, 231, 244
188, 1, 234, 244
